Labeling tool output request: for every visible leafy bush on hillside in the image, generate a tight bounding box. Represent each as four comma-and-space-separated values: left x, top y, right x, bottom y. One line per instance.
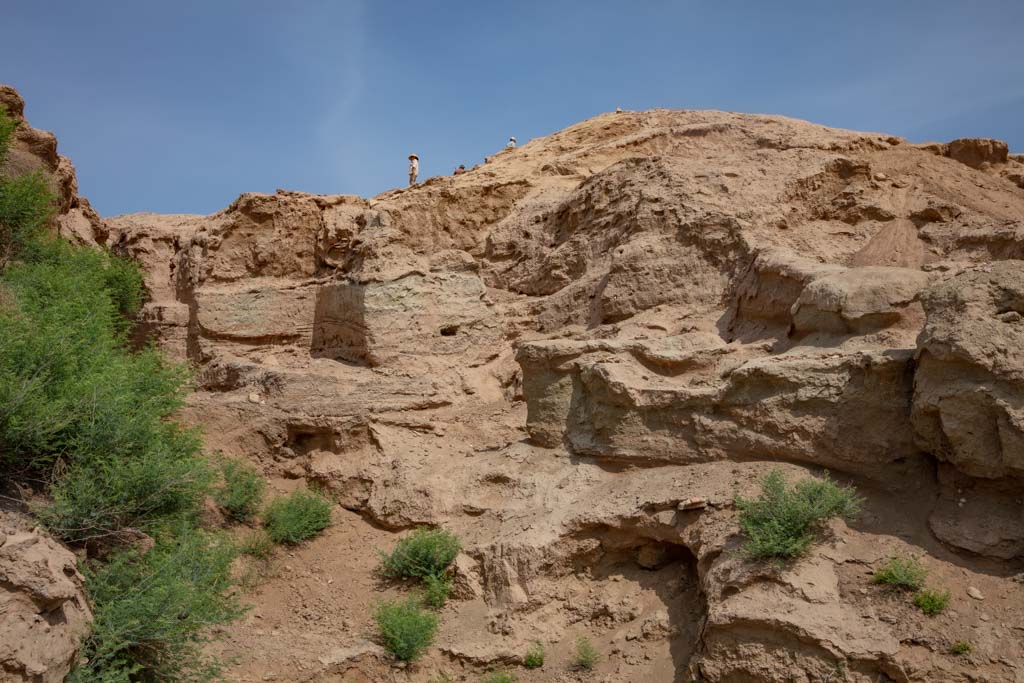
68, 531, 244, 682
263, 490, 332, 544
913, 588, 950, 616
375, 597, 439, 661
421, 572, 453, 609
873, 556, 928, 591
215, 458, 266, 522
575, 635, 598, 670
0, 108, 54, 266
379, 526, 461, 581
1, 104, 242, 680
735, 469, 861, 559
524, 641, 545, 669
240, 530, 275, 559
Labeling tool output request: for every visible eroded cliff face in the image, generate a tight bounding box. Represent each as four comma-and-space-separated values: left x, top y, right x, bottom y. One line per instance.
19, 93, 1024, 681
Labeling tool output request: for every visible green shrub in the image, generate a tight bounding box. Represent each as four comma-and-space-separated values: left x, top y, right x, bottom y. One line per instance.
241, 530, 275, 559
0, 172, 54, 265
524, 641, 545, 669
0, 242, 212, 543
873, 556, 927, 591
913, 588, 950, 616
1, 104, 241, 681
0, 106, 17, 159
575, 635, 598, 670
735, 469, 861, 559
0, 244, 181, 471
375, 597, 438, 661
215, 459, 266, 522
481, 673, 517, 683
379, 526, 461, 580
0, 107, 55, 266
263, 490, 332, 544
38, 433, 212, 543
950, 640, 972, 655
422, 572, 453, 609
69, 530, 245, 682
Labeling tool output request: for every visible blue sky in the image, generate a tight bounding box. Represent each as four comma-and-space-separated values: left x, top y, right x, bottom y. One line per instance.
4, 1, 1023, 216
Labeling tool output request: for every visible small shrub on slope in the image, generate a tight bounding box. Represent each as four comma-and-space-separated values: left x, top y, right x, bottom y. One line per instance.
263, 489, 332, 544
68, 530, 245, 682
873, 556, 928, 590
735, 469, 861, 559
422, 572, 453, 609
241, 530, 275, 559
379, 526, 461, 580
215, 458, 266, 522
950, 640, 972, 655
375, 597, 438, 661
913, 588, 950, 616
575, 636, 598, 670
524, 641, 545, 669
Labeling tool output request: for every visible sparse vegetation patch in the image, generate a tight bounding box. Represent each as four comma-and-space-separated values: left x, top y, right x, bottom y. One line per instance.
524, 641, 545, 669
575, 635, 598, 670
379, 526, 461, 580
735, 469, 861, 559
68, 531, 244, 682
913, 588, 950, 616
215, 458, 266, 522
375, 597, 439, 661
873, 556, 928, 591
422, 572, 453, 609
263, 489, 332, 544
481, 673, 518, 683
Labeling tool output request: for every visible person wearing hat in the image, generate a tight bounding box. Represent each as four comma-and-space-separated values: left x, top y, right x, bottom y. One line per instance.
408, 154, 419, 186
453, 164, 466, 176
506, 136, 516, 149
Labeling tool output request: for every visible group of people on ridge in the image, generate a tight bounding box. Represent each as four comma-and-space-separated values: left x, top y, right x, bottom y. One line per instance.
407, 136, 516, 186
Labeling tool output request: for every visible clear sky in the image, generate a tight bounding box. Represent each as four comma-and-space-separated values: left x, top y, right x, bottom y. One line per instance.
4, 1, 1023, 216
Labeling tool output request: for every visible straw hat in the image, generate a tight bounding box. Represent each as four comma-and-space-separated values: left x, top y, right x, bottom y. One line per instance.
408, 153, 418, 160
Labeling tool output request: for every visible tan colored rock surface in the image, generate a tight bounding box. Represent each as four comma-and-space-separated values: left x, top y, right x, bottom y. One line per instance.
790, 266, 929, 336
9, 82, 1024, 681
0, 528, 92, 682
913, 261, 1024, 479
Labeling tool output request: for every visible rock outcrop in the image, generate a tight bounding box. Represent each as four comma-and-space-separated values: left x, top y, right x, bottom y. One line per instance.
0, 525, 92, 682
0, 86, 106, 247
6, 84, 1024, 681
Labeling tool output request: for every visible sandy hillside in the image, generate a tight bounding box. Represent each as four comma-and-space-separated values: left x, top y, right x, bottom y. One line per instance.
4, 81, 1024, 682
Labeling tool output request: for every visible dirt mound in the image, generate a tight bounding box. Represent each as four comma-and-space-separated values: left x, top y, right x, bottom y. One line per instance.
7, 84, 1024, 681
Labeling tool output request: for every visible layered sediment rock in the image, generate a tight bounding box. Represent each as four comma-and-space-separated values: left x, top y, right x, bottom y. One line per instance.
7, 83, 1024, 681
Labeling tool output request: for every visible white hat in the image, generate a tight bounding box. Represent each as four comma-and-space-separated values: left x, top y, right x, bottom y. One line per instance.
509, 136, 516, 141
408, 153, 418, 160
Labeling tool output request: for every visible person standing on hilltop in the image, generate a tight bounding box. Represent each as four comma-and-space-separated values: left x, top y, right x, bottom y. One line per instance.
506, 136, 516, 149
408, 154, 419, 185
